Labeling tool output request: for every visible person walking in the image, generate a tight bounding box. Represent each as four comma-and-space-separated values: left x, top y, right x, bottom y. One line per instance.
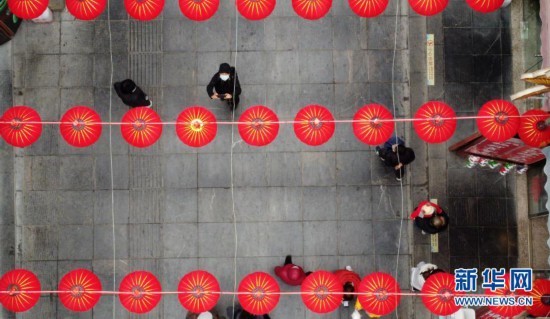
411, 201, 449, 235
207, 63, 241, 111
333, 266, 361, 307
226, 304, 270, 319
113, 79, 152, 108
410, 261, 445, 291
375, 136, 415, 181
274, 255, 310, 286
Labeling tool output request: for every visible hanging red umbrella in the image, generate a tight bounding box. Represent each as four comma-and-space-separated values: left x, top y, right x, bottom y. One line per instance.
476, 100, 520, 142
294, 104, 335, 146
408, 0, 448, 16
238, 272, 280, 315
352, 104, 394, 146
301, 270, 341, 314
60, 106, 102, 148
179, 0, 219, 21
238, 105, 279, 147
527, 279, 550, 317
58, 269, 102, 312
119, 271, 162, 314
485, 274, 526, 317
358, 272, 401, 316
0, 269, 41, 313
178, 270, 220, 313
66, 0, 106, 20
413, 101, 456, 143
0, 106, 42, 148
7, 0, 48, 19
421, 272, 462, 316
124, 0, 164, 20
237, 0, 276, 20
518, 109, 550, 148
176, 107, 217, 148
292, 0, 332, 20
466, 0, 504, 13
120, 107, 163, 148
348, 0, 388, 17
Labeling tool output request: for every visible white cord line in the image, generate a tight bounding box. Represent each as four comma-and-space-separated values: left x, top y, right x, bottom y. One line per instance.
231, 8, 239, 319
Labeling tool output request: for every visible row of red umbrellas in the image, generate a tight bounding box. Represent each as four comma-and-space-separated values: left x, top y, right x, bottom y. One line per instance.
2, 100, 548, 149
8, 0, 506, 21
1, 269, 549, 317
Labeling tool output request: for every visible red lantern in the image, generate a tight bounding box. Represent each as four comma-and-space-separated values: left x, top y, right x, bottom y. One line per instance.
66, 0, 106, 20
292, 0, 332, 20
518, 109, 550, 148
301, 270, 341, 314
238, 105, 279, 147
119, 271, 162, 314
120, 107, 163, 148
237, 0, 276, 20
527, 279, 550, 317
408, 0, 448, 16
294, 104, 335, 146
179, 0, 219, 21
0, 269, 41, 313
176, 107, 217, 148
476, 100, 519, 142
178, 270, 220, 313
60, 106, 102, 148
352, 104, 394, 145
58, 269, 102, 312
348, 0, 388, 17
1, 106, 42, 148
238, 272, 280, 315
124, 0, 164, 20
413, 101, 456, 143
485, 274, 526, 317
7, 0, 48, 19
466, 0, 504, 13
421, 272, 462, 316
358, 272, 401, 316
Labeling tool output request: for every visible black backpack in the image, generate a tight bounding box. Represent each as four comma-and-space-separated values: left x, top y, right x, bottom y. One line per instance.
0, 0, 22, 45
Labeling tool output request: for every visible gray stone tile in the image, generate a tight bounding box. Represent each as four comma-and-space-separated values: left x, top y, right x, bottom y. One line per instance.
25, 55, 60, 88
368, 50, 409, 83
304, 221, 338, 256
21, 260, 58, 290
233, 152, 268, 186
93, 54, 129, 88
265, 51, 300, 84
336, 151, 371, 185
161, 258, 200, 317
60, 55, 94, 87
298, 83, 336, 107
163, 154, 197, 188
367, 17, 408, 50
162, 188, 198, 223
23, 87, 61, 119
373, 220, 409, 254
163, 19, 196, 52
338, 255, 376, 276
129, 155, 163, 188
31, 156, 60, 190
60, 87, 94, 112
59, 156, 94, 190
162, 223, 198, 258
58, 225, 93, 260
265, 84, 302, 118
237, 222, 303, 257
231, 18, 266, 51
333, 51, 369, 84
25, 22, 61, 54
197, 188, 233, 223
338, 220, 373, 255
303, 186, 337, 220
198, 223, 235, 257
196, 18, 232, 52
22, 125, 60, 156
230, 51, 266, 85
161, 87, 198, 119
239, 84, 268, 108
299, 50, 334, 84
264, 17, 299, 51
334, 83, 369, 118
234, 187, 303, 222
337, 186, 372, 220
333, 16, 367, 50
197, 257, 235, 307
95, 154, 129, 190
266, 152, 302, 186
22, 226, 58, 261
58, 191, 94, 225
94, 21, 129, 53
299, 18, 333, 50
61, 21, 94, 54
198, 153, 231, 187
375, 254, 411, 288
0, 226, 14, 259
371, 185, 404, 219
163, 52, 197, 87
129, 224, 162, 258
302, 152, 336, 186
129, 189, 162, 223
303, 256, 339, 273
21, 191, 58, 225
94, 190, 130, 224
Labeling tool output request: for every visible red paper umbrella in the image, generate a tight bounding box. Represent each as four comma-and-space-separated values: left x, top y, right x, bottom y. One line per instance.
485, 274, 526, 317
60, 106, 102, 147
301, 270, 341, 314
179, 0, 219, 21
466, 0, 504, 13
7, 0, 48, 19
358, 272, 401, 316
0, 269, 41, 313
476, 100, 519, 142
238, 105, 279, 147
178, 270, 220, 313
413, 101, 456, 143
292, 0, 332, 20
176, 107, 217, 148
421, 272, 463, 316
58, 269, 102, 312
66, 0, 106, 20
294, 104, 335, 146
352, 104, 394, 145
518, 109, 550, 148
1, 106, 42, 148
124, 0, 164, 20
120, 107, 163, 148
408, 0, 448, 16
238, 272, 280, 315
237, 0, 276, 20
527, 279, 550, 317
119, 271, 162, 314
348, 0, 388, 17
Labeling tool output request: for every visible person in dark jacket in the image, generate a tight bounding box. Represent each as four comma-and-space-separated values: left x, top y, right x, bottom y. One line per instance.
226, 304, 270, 319
207, 63, 241, 111
414, 209, 449, 234
113, 79, 152, 108
375, 136, 415, 181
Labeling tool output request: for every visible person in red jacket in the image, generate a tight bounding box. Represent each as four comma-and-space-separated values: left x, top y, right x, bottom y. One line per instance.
410, 201, 449, 235
274, 255, 310, 286
410, 200, 442, 219
334, 266, 361, 307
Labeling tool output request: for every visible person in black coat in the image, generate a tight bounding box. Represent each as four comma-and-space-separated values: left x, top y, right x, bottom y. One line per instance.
113, 79, 152, 108
226, 305, 270, 319
376, 142, 416, 181
207, 63, 241, 111
414, 211, 449, 234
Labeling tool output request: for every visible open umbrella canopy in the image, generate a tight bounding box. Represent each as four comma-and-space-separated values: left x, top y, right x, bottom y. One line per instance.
421, 272, 462, 316
413, 101, 456, 143
119, 271, 162, 314
408, 0, 448, 16
294, 104, 335, 146
358, 272, 401, 316
476, 100, 520, 142
237, 0, 276, 20
238, 105, 279, 146
178, 270, 220, 313
518, 109, 550, 148
66, 0, 106, 20
485, 274, 526, 317
292, 0, 332, 20
1, 106, 42, 148
466, 0, 504, 13
120, 107, 163, 148
60, 106, 102, 147
301, 270, 341, 314
58, 269, 102, 312
176, 107, 217, 148
352, 104, 395, 145
527, 279, 550, 317
124, 0, 164, 20
348, 0, 388, 17
238, 272, 280, 315
0, 269, 41, 313
7, 0, 48, 19
179, 0, 218, 21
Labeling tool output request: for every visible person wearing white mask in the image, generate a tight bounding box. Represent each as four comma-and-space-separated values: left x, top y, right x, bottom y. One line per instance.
207, 63, 242, 111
